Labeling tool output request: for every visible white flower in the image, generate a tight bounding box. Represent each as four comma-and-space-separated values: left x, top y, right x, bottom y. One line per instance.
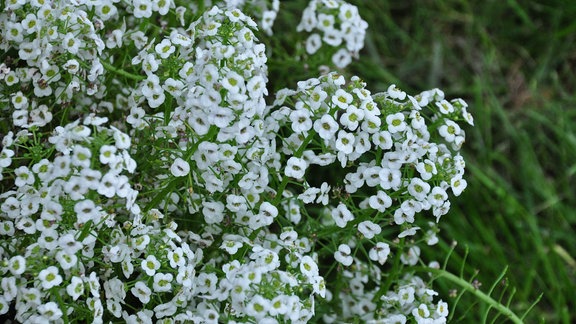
438, 119, 461, 142
436, 300, 449, 317
335, 130, 355, 154
133, 0, 153, 18
62, 32, 82, 55
170, 158, 190, 177
369, 242, 390, 265
38, 302, 63, 321
450, 175, 468, 196
66, 276, 84, 300
99, 145, 117, 164
416, 159, 437, 180
142, 255, 161, 276
269, 295, 289, 316
387, 84, 406, 100
332, 89, 353, 109
155, 38, 175, 59
39, 266, 63, 289
14, 166, 34, 187
368, 190, 392, 212
153, 273, 173, 292
379, 167, 402, 190
408, 178, 431, 201
56, 250, 78, 270
285, 156, 308, 179
167, 247, 185, 268
428, 186, 448, 207
331, 203, 354, 228
8, 256, 26, 276
202, 200, 225, 224
305, 33, 322, 54
332, 48, 352, 68
398, 226, 421, 238
358, 221, 381, 239
398, 286, 415, 305
386, 112, 407, 133
246, 294, 270, 319
400, 246, 421, 266
314, 114, 339, 140
300, 255, 319, 279
436, 99, 454, 114
290, 109, 313, 133
334, 244, 353, 266
131, 281, 152, 304
220, 240, 243, 254
412, 303, 431, 320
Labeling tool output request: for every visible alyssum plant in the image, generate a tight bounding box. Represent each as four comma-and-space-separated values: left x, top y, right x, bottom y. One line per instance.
0, 0, 498, 323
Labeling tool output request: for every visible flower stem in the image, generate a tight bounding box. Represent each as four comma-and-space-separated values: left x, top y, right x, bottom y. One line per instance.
412, 266, 523, 324
100, 59, 145, 81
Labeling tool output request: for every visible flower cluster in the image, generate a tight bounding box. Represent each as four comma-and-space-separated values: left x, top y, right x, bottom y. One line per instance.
270, 73, 472, 321
297, 0, 368, 68
0, 1, 473, 323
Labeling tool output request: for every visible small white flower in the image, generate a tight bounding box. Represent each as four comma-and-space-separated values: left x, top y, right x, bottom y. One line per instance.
8, 256, 26, 276
398, 226, 421, 238
416, 159, 437, 180
56, 250, 78, 270
436, 300, 449, 317
436, 99, 454, 114
153, 273, 173, 292
332, 89, 353, 109
285, 156, 308, 179
398, 286, 415, 306
368, 190, 392, 212
246, 294, 270, 319
170, 158, 190, 177
369, 242, 390, 265
39, 266, 63, 290
358, 221, 381, 239
220, 240, 243, 254
38, 302, 63, 321
202, 200, 225, 224
290, 109, 313, 133
141, 255, 160, 276
155, 38, 175, 59
428, 186, 448, 207
412, 303, 431, 320
300, 255, 319, 279
66, 276, 84, 300
387, 84, 406, 100
335, 130, 355, 154
334, 244, 353, 266
314, 114, 339, 140
331, 203, 354, 228
408, 178, 431, 201
386, 112, 407, 133
450, 175, 468, 196
131, 281, 152, 304
305, 33, 322, 54
438, 119, 461, 142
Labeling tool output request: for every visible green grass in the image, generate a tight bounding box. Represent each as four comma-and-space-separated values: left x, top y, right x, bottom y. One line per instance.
342, 0, 576, 322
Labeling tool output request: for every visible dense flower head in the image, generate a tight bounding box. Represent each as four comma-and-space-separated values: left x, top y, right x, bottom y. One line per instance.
297, 0, 368, 68
0, 1, 473, 323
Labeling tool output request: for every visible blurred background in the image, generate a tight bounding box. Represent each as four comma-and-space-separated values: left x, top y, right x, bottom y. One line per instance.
273, 0, 576, 322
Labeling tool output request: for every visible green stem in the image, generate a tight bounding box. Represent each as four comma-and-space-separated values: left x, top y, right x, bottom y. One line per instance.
413, 266, 523, 324
53, 287, 70, 324
100, 59, 145, 81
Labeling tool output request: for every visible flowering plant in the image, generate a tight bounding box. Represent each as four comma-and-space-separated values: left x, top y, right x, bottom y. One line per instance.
0, 0, 475, 323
